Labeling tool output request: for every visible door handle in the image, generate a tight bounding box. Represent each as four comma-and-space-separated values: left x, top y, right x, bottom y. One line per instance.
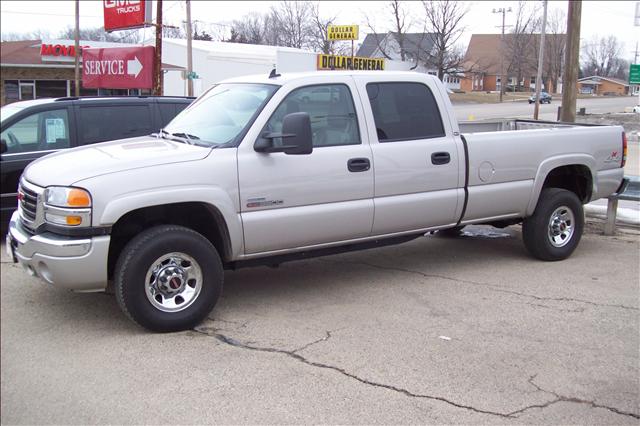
347, 158, 370, 172
431, 152, 450, 165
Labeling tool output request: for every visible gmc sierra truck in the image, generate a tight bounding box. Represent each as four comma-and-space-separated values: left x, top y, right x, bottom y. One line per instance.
6, 72, 627, 332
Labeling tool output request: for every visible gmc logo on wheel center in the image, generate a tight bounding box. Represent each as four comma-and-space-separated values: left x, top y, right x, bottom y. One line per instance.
104, 0, 141, 14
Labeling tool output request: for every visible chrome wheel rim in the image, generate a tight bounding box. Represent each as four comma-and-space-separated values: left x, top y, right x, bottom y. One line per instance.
144, 252, 202, 313
547, 206, 575, 248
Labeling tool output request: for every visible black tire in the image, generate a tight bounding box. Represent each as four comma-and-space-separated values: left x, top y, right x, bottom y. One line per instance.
522, 188, 584, 261
115, 225, 223, 332
438, 225, 466, 237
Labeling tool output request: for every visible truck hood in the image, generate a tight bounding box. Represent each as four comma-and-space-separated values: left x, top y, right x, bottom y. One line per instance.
24, 136, 212, 187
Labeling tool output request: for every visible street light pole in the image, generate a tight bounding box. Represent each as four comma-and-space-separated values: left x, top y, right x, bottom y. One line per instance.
493, 7, 512, 103
186, 0, 193, 97
533, 0, 548, 120
74, 0, 80, 97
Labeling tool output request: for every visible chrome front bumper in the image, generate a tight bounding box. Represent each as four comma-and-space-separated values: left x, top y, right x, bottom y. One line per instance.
6, 211, 110, 292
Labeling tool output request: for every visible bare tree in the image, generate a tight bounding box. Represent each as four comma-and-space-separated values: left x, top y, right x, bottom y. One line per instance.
581, 35, 625, 78
308, 3, 337, 54
363, 0, 414, 60
58, 26, 143, 43
542, 9, 566, 93
421, 0, 468, 80
504, 1, 540, 91
1, 30, 52, 41
269, 1, 314, 49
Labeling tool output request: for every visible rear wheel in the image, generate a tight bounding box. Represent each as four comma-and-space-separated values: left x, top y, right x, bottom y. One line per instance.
115, 225, 223, 332
522, 188, 584, 261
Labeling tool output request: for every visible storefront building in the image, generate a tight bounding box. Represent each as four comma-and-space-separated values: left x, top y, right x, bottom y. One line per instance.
1, 39, 181, 106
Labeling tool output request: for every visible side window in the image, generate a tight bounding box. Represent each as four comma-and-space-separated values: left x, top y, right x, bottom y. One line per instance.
158, 103, 177, 127
1, 109, 70, 154
79, 104, 154, 144
263, 84, 360, 147
366, 82, 445, 142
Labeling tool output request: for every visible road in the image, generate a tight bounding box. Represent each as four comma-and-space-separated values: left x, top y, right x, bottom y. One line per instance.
1, 225, 638, 424
453, 96, 637, 121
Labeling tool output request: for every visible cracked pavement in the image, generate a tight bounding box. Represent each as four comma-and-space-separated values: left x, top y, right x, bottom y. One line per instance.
1, 225, 639, 424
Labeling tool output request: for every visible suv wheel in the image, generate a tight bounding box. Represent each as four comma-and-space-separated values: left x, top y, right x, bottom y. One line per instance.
115, 225, 223, 332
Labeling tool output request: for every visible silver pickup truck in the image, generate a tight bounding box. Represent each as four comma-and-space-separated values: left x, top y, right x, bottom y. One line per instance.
6, 72, 627, 332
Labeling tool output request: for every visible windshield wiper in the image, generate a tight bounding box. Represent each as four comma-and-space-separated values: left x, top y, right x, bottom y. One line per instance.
154, 129, 201, 145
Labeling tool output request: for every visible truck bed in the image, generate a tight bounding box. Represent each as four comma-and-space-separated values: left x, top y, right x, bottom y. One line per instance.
459, 118, 600, 134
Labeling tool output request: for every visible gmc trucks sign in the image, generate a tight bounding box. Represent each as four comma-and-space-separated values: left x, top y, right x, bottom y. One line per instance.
82, 46, 154, 89
103, 0, 152, 32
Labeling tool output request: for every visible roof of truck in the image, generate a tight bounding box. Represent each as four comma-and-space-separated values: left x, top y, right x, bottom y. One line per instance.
220, 71, 435, 86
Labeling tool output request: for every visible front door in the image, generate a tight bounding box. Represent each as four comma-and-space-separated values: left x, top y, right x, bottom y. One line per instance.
237, 78, 374, 254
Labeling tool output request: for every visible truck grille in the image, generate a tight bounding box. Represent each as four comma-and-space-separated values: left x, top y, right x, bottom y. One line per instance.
18, 180, 43, 234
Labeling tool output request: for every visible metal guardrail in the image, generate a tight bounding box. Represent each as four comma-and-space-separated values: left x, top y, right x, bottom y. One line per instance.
604, 176, 640, 235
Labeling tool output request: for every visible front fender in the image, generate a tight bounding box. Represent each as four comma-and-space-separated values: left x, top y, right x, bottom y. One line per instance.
98, 185, 243, 259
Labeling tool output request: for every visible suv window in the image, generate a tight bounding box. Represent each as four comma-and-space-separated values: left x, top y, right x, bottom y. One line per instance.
1, 108, 70, 154
158, 103, 189, 127
264, 84, 360, 147
79, 104, 154, 144
366, 82, 445, 142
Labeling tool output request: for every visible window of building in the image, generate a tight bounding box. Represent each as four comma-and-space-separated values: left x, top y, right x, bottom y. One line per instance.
78, 104, 154, 144
1, 108, 70, 154
36, 80, 68, 99
366, 82, 445, 142
4, 80, 19, 103
19, 81, 35, 100
263, 84, 360, 147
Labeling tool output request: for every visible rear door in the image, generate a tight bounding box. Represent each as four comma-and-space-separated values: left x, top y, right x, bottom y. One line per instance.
353, 75, 464, 234
237, 77, 374, 254
75, 101, 155, 145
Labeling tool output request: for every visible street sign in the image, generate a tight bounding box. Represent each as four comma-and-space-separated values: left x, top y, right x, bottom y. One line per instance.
630, 64, 640, 84
103, 0, 152, 32
317, 54, 384, 71
82, 46, 154, 89
327, 25, 359, 41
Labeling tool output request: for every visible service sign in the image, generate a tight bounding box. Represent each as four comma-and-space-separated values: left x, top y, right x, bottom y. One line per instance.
103, 0, 152, 32
83, 46, 154, 89
317, 54, 385, 71
327, 25, 359, 41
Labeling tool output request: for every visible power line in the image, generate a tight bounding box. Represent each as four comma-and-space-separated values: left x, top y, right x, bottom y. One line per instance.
1, 10, 101, 18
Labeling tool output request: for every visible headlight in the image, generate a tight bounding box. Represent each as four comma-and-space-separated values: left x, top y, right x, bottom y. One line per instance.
43, 186, 92, 227
44, 186, 92, 208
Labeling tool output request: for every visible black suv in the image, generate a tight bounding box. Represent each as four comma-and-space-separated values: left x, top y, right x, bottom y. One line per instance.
1, 96, 194, 226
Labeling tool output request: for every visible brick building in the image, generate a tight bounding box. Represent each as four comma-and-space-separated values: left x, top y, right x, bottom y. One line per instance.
460, 33, 565, 94
577, 76, 630, 95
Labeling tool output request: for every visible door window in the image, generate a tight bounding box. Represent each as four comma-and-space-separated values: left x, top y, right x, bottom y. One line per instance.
79, 104, 154, 144
366, 82, 445, 142
1, 109, 70, 154
264, 84, 360, 147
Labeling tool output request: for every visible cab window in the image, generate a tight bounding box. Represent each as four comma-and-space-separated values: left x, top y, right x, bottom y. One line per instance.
1, 109, 70, 154
264, 84, 360, 147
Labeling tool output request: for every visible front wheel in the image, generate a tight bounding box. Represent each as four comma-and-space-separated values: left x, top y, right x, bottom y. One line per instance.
115, 225, 223, 332
522, 188, 584, 261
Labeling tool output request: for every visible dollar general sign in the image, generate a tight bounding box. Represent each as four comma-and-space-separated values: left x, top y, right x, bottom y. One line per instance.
327, 25, 359, 41
317, 54, 385, 71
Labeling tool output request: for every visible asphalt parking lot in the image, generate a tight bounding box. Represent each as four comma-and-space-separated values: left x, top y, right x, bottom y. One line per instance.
1, 224, 639, 424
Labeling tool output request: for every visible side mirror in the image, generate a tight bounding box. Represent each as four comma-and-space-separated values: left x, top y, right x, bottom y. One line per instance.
254, 112, 313, 155
0, 139, 7, 155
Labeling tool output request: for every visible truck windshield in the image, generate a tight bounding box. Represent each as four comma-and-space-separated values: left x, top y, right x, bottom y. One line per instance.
163, 83, 278, 147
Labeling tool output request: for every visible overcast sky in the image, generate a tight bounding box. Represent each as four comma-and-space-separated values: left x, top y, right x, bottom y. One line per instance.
1, 0, 638, 61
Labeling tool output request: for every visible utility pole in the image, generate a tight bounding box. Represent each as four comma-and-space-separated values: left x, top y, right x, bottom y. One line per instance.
533, 0, 548, 120
186, 0, 193, 97
74, 0, 80, 97
560, 0, 581, 122
154, 0, 163, 96
493, 7, 512, 102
